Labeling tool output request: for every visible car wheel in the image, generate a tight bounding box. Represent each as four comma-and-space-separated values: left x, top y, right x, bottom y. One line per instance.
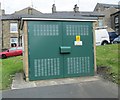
101, 41, 108, 45
2, 54, 7, 59
113, 41, 118, 44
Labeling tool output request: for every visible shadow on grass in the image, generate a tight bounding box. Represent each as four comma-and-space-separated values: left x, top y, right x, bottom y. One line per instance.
97, 66, 119, 84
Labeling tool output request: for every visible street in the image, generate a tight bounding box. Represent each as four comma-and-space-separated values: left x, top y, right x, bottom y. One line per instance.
2, 79, 118, 98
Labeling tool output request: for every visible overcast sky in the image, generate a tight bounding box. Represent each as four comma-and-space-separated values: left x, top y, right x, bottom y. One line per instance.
0, 0, 119, 14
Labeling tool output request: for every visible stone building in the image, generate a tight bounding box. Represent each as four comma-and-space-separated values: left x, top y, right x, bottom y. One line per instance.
1, 4, 105, 49
1, 7, 42, 49
94, 3, 119, 12
94, 3, 119, 32
110, 11, 120, 34
0, 2, 5, 50
52, 4, 105, 29
110, 2, 120, 34
2, 15, 20, 49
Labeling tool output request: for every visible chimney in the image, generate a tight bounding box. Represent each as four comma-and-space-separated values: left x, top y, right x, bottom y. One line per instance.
119, 1, 120, 11
73, 4, 79, 13
97, 7, 101, 13
2, 9, 5, 15
0, 3, 5, 15
52, 4, 56, 13
28, 7, 32, 15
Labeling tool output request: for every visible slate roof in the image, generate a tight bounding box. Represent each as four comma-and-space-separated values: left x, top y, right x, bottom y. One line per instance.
51, 11, 105, 17
1, 8, 104, 20
1, 14, 21, 20
12, 7, 42, 15
21, 15, 98, 20
98, 3, 119, 9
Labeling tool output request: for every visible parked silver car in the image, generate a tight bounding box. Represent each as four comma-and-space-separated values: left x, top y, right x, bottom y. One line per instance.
112, 36, 120, 44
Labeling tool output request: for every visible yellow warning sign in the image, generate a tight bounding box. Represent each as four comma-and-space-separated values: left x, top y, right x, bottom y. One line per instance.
76, 36, 80, 41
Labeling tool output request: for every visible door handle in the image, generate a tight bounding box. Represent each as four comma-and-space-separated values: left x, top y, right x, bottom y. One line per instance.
60, 46, 71, 54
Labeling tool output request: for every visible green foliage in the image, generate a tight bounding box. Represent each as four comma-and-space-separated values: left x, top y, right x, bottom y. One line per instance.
0, 56, 23, 90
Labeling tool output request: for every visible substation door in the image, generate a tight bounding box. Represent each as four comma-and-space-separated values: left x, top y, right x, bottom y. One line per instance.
28, 21, 94, 81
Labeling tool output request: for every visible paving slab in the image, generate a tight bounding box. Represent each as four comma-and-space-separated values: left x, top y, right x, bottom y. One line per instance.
11, 73, 36, 89
11, 73, 101, 89
3, 79, 118, 98
2, 73, 118, 98
35, 75, 100, 87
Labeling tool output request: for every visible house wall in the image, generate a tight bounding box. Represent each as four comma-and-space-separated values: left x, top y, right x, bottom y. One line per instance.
111, 11, 120, 34
102, 7, 118, 28
94, 17, 105, 29
94, 3, 118, 30
2, 20, 19, 49
2, 7, 42, 49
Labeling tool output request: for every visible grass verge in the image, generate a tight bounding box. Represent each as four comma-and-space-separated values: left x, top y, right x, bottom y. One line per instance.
96, 44, 119, 84
0, 56, 23, 90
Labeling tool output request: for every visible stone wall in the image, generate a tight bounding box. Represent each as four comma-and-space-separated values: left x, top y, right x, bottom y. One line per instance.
2, 20, 19, 49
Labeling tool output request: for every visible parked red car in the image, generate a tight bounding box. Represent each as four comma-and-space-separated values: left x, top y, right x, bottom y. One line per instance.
0, 47, 23, 59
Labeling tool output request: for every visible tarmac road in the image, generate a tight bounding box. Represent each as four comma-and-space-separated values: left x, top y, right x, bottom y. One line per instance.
2, 79, 118, 98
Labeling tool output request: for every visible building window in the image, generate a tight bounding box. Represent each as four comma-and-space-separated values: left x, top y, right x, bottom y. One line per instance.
10, 37, 18, 47
28, 8, 32, 15
115, 28, 119, 34
115, 16, 118, 24
10, 23, 18, 33
98, 20, 103, 27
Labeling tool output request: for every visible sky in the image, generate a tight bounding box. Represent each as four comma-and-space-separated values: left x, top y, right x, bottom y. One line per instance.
0, 0, 119, 14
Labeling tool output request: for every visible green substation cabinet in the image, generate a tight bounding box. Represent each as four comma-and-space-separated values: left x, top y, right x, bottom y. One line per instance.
26, 20, 95, 81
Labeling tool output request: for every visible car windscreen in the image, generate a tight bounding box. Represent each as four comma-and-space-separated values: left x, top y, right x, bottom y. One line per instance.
108, 32, 118, 38
9, 47, 17, 51
17, 47, 23, 50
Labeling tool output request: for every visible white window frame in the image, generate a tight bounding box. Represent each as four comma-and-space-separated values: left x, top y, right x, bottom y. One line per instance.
98, 20, 103, 27
115, 16, 118, 24
10, 23, 18, 33
10, 37, 18, 47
